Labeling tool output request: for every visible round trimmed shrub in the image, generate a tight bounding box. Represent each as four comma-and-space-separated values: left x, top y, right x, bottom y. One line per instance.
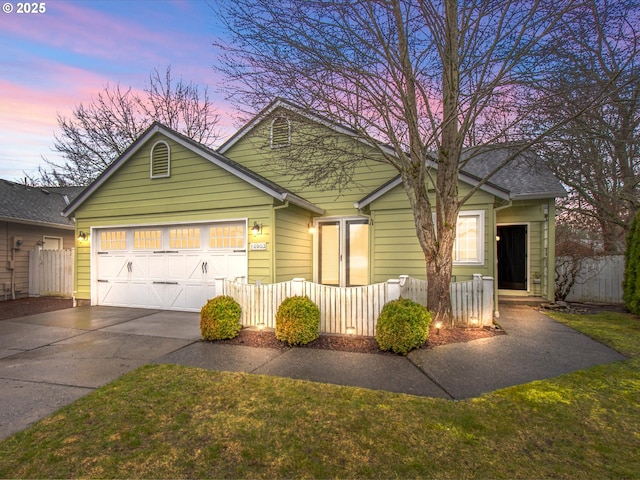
200, 295, 242, 341
275, 295, 320, 346
375, 298, 432, 355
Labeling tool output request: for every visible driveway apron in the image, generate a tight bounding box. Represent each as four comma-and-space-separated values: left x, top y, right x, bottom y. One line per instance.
0, 307, 199, 440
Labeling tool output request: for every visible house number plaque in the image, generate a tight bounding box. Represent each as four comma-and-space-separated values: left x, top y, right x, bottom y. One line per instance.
250, 242, 267, 251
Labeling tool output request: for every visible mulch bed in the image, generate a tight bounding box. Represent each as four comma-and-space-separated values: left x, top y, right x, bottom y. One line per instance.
216, 324, 503, 355
0, 297, 73, 321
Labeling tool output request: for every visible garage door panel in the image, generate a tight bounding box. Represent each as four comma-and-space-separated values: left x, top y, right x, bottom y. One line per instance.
95, 222, 246, 312
97, 254, 128, 280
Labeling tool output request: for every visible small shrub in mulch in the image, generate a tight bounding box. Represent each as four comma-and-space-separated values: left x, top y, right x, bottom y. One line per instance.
275, 295, 320, 346
375, 297, 432, 355
200, 295, 242, 341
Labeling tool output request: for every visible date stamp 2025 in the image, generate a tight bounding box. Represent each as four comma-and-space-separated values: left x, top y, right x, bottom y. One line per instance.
3, 2, 47, 14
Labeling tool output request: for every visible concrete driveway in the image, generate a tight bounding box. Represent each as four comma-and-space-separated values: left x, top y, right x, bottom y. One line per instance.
0, 307, 200, 440
0, 304, 628, 441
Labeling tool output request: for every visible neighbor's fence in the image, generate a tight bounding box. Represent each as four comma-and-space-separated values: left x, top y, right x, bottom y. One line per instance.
28, 248, 74, 298
219, 274, 494, 335
557, 255, 624, 305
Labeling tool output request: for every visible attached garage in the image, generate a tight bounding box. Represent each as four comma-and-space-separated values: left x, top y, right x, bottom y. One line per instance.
93, 222, 248, 312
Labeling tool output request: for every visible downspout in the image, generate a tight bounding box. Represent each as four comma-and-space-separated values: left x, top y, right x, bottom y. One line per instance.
272, 201, 290, 284
493, 201, 514, 319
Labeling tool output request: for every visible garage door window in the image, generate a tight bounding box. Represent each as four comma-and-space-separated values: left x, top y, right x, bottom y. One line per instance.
100, 231, 127, 250
170, 228, 201, 249
210, 224, 245, 249
134, 230, 162, 249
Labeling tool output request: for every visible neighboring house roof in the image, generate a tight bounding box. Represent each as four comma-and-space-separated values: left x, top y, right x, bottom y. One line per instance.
0, 179, 81, 229
63, 122, 325, 217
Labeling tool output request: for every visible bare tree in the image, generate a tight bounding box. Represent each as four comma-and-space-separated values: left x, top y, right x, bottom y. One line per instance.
214, 0, 587, 322
531, 0, 640, 254
29, 66, 220, 187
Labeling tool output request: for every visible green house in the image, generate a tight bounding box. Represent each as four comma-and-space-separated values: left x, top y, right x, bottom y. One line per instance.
63, 99, 565, 316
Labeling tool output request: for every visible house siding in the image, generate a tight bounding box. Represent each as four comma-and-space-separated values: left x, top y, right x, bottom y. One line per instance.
1, 221, 74, 300
71, 133, 279, 302
223, 112, 399, 217
274, 205, 313, 282
369, 181, 496, 284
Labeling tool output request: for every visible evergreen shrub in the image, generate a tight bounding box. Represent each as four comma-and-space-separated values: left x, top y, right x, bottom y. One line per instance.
275, 295, 320, 345
375, 298, 432, 355
200, 295, 242, 341
624, 211, 640, 314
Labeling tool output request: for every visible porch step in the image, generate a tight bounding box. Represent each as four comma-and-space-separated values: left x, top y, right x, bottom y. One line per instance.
498, 296, 547, 307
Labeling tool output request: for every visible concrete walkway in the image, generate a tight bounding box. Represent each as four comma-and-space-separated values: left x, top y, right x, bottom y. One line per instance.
0, 304, 627, 441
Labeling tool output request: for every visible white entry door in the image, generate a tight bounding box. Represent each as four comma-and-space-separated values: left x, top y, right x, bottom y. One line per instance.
93, 222, 247, 311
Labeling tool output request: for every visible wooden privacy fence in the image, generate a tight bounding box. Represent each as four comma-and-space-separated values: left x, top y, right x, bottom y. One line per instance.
557, 255, 625, 304
28, 248, 74, 298
220, 274, 494, 335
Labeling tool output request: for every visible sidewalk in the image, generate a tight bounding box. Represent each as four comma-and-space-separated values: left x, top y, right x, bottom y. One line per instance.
0, 304, 628, 440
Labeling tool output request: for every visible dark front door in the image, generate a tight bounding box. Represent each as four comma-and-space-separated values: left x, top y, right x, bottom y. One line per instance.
497, 225, 527, 290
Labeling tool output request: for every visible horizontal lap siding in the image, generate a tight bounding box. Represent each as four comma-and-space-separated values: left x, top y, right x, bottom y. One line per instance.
370, 183, 495, 283
1, 222, 74, 299
223, 118, 398, 217
275, 206, 313, 282
73, 133, 278, 301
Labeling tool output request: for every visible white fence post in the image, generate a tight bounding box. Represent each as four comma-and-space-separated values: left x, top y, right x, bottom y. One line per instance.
386, 278, 401, 302
481, 276, 494, 326
292, 278, 305, 296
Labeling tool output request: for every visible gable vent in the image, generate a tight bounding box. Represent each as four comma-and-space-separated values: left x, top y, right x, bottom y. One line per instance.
150, 141, 170, 178
270, 117, 291, 149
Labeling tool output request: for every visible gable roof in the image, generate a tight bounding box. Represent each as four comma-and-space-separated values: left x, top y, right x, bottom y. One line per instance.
355, 146, 566, 209
219, 99, 565, 208
0, 180, 81, 229
63, 122, 324, 217
218, 98, 364, 154
460, 146, 567, 200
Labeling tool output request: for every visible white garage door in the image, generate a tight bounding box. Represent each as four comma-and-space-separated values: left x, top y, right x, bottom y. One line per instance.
93, 222, 247, 312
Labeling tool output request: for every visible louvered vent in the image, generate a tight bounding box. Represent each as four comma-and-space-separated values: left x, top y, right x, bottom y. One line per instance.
150, 142, 170, 178
270, 117, 290, 148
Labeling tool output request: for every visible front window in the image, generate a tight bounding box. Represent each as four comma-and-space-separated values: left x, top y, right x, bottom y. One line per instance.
453, 211, 484, 264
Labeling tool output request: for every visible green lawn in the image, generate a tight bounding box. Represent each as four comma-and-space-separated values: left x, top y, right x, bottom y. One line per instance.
1, 311, 639, 479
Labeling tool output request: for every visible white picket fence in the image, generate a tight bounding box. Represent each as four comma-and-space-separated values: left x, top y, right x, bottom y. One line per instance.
28, 248, 74, 298
220, 274, 494, 335
558, 255, 625, 304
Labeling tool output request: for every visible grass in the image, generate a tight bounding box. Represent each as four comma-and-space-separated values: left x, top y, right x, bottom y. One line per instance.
0, 311, 639, 479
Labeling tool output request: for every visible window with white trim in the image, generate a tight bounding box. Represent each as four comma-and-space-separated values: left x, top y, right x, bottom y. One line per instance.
270, 117, 290, 148
453, 211, 484, 265
150, 141, 170, 178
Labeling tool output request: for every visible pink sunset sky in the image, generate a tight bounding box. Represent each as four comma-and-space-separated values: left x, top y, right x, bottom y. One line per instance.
0, 0, 237, 182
